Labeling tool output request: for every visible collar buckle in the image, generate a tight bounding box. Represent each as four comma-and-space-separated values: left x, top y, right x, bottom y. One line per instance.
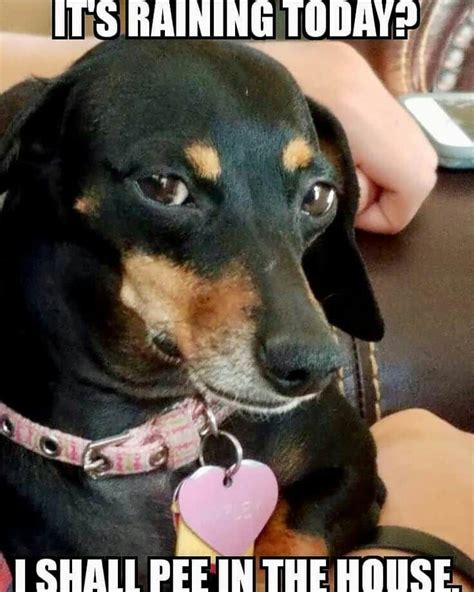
83, 431, 130, 479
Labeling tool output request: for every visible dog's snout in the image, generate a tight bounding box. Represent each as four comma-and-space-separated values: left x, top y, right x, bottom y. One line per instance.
258, 334, 341, 397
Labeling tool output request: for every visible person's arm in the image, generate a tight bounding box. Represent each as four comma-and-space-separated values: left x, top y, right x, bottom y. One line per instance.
0, 32, 98, 91
346, 409, 473, 589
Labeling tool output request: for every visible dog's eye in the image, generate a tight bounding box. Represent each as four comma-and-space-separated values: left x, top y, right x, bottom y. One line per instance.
137, 175, 192, 206
302, 184, 337, 217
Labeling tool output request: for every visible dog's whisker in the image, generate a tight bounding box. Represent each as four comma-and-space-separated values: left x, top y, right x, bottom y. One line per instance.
319, 291, 343, 304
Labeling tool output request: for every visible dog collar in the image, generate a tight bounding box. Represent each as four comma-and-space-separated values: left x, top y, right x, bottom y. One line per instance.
0, 398, 231, 479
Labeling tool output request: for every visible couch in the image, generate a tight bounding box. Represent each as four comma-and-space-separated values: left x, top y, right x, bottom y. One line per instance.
345, 0, 473, 432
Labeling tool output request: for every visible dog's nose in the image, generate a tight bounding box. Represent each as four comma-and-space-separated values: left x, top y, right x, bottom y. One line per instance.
258, 335, 342, 397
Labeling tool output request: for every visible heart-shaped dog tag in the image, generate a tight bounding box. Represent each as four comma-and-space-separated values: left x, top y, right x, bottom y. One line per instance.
178, 459, 278, 556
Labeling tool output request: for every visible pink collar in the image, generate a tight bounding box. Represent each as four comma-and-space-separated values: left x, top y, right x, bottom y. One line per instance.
0, 398, 231, 479
0, 554, 11, 591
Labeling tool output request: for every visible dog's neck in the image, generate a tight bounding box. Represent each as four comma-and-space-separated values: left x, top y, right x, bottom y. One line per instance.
0, 229, 189, 440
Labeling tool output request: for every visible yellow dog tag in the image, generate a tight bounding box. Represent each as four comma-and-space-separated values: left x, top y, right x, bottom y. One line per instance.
173, 500, 254, 560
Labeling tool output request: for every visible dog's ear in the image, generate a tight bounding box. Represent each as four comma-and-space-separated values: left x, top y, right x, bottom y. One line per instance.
0, 77, 68, 195
303, 97, 384, 341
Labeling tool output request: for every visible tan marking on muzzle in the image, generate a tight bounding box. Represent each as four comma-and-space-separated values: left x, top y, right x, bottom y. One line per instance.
185, 141, 221, 181
120, 253, 258, 357
282, 137, 314, 172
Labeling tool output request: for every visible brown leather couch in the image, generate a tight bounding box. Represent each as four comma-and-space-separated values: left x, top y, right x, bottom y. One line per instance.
342, 171, 473, 432
344, 0, 473, 432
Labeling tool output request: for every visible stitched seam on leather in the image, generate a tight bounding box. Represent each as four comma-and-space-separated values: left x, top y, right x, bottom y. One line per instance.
352, 338, 365, 419
331, 327, 346, 398
405, 0, 432, 91
399, 30, 411, 93
398, 0, 431, 92
336, 367, 345, 398
369, 342, 382, 422
418, 0, 443, 91
435, 8, 472, 90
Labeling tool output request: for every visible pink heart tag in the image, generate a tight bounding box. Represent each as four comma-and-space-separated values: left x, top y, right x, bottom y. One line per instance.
178, 459, 278, 556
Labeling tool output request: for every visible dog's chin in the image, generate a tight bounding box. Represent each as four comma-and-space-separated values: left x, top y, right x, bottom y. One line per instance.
189, 373, 323, 416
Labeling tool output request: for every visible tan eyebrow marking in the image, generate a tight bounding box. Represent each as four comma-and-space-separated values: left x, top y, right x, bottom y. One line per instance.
184, 141, 221, 181
282, 137, 315, 172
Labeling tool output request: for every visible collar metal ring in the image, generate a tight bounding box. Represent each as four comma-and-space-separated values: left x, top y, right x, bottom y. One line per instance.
197, 401, 219, 438
0, 415, 14, 438
198, 429, 243, 480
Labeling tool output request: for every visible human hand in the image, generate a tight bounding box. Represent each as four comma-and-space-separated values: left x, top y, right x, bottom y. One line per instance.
259, 42, 438, 234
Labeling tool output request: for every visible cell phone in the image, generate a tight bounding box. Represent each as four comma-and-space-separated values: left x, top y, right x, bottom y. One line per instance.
399, 92, 474, 169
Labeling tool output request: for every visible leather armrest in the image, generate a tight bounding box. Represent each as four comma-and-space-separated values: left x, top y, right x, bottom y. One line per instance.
346, 171, 473, 431
349, 1, 473, 94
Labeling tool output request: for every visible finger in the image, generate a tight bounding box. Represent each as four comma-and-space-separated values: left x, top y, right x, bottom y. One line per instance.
356, 168, 380, 214
355, 145, 437, 233
355, 201, 400, 235
348, 116, 437, 232
355, 191, 407, 235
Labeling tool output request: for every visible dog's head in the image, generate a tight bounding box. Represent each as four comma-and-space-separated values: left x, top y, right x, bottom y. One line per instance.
0, 40, 383, 413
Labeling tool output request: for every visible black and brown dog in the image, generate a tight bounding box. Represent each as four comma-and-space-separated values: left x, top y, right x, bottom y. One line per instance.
0, 39, 385, 584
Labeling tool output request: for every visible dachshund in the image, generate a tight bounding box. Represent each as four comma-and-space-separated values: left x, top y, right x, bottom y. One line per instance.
0, 39, 385, 587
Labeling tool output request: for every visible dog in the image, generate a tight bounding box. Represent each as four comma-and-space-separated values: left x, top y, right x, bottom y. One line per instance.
0, 39, 385, 585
